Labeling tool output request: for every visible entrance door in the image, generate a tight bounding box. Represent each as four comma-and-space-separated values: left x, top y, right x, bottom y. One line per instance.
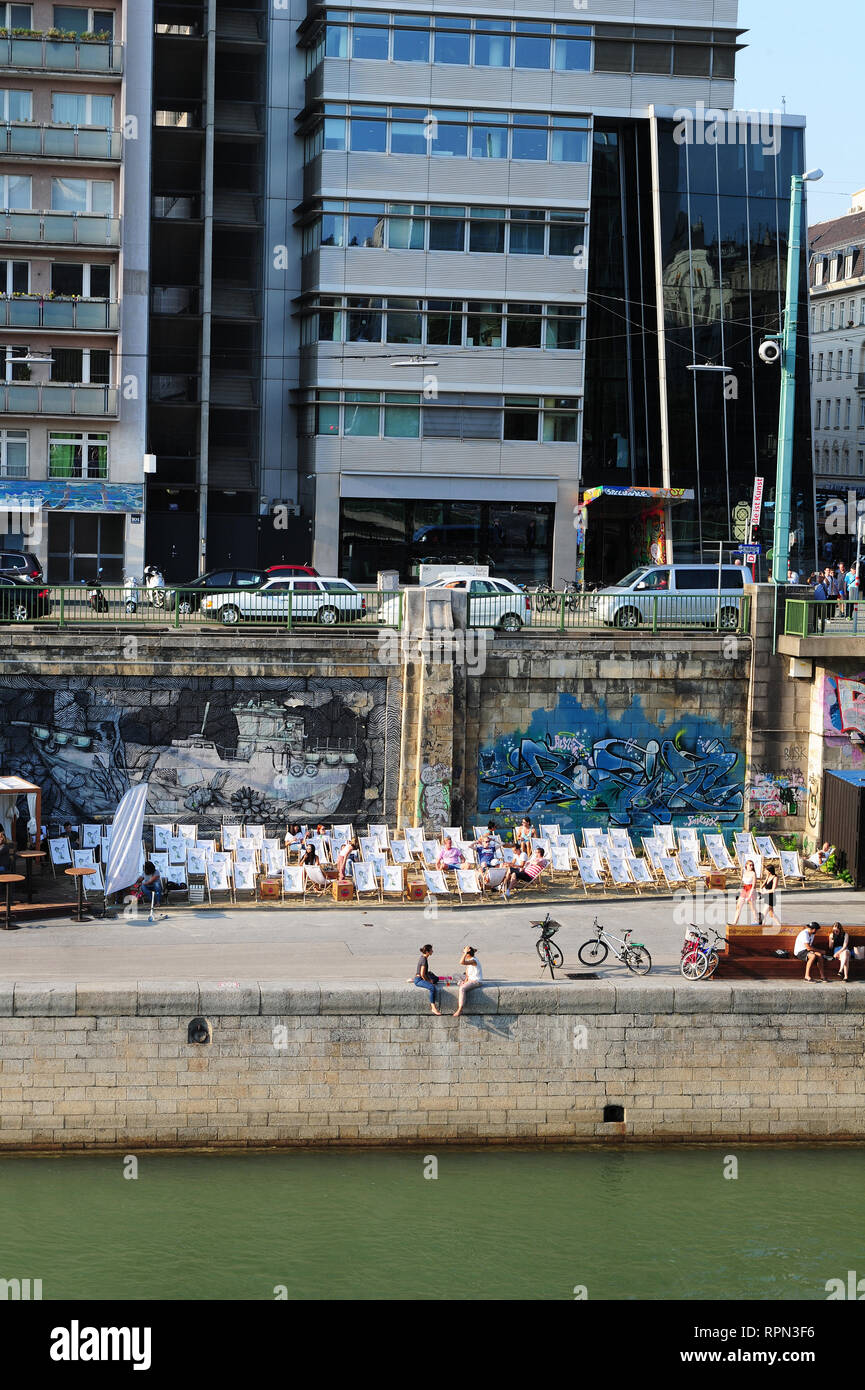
47, 512, 125, 582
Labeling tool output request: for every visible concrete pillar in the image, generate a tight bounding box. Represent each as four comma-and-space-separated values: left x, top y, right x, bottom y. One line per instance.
396, 588, 460, 831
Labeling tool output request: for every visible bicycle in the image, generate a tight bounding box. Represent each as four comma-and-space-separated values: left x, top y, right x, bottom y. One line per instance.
680, 926, 728, 980
525, 581, 558, 612
560, 578, 581, 612
577, 917, 652, 974
532, 912, 564, 978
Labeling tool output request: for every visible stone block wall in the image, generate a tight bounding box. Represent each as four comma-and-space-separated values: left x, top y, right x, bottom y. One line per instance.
1, 983, 863, 1148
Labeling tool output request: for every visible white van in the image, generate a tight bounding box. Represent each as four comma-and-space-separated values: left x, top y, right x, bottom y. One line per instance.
589, 564, 748, 630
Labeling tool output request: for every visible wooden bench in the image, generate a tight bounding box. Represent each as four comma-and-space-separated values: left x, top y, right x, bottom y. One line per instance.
715, 925, 865, 980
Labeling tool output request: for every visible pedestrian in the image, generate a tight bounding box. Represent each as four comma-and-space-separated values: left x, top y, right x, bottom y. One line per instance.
413, 943, 441, 1014
732, 858, 758, 925
63, 821, 79, 850
0, 828, 13, 874
794, 922, 825, 982
453, 946, 483, 1017
757, 866, 780, 926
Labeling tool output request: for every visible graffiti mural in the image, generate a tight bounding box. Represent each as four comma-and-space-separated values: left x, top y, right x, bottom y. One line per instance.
418, 762, 451, 828
825, 673, 865, 753
478, 693, 744, 833
747, 769, 806, 818
0, 677, 397, 824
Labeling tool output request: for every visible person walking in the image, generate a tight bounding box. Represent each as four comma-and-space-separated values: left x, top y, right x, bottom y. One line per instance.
413, 944, 441, 1014
453, 946, 483, 1017
732, 858, 758, 925
757, 866, 781, 926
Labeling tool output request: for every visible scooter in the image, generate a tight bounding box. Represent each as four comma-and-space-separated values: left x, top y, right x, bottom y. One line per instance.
143, 564, 166, 608
123, 574, 139, 614
88, 569, 108, 614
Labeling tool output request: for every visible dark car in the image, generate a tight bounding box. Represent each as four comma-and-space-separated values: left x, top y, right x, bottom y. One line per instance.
0, 575, 51, 622
166, 567, 265, 615
0, 550, 42, 581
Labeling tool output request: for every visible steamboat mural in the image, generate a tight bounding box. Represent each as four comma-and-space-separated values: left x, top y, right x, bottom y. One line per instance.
0, 677, 395, 824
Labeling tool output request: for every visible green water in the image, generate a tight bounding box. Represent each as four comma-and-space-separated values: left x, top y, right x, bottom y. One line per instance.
1, 1147, 863, 1301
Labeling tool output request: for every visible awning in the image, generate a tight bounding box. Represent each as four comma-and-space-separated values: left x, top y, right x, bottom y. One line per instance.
340, 472, 559, 503
582, 485, 694, 506
0, 481, 144, 512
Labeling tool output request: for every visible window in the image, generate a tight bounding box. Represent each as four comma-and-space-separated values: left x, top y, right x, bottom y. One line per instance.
508, 209, 544, 256
346, 297, 382, 342
859, 451, 864, 477
0, 90, 32, 122
845, 249, 856, 279
315, 389, 339, 435
860, 399, 865, 430
469, 208, 505, 254
0, 429, 27, 478
385, 297, 422, 344
474, 19, 510, 68
390, 109, 427, 156
466, 302, 502, 347
343, 390, 379, 436
48, 511, 123, 584
305, 105, 590, 167
827, 352, 833, 378
351, 21, 388, 60
1, 6, 33, 28
819, 306, 826, 331
0, 259, 28, 294
555, 23, 591, 72
308, 390, 578, 444
545, 304, 582, 350
434, 17, 470, 65
505, 303, 542, 348
392, 15, 430, 63
51, 93, 114, 128
387, 203, 424, 249
349, 106, 387, 153
512, 114, 547, 161
0, 174, 31, 210
861, 299, 865, 326
48, 430, 108, 479
817, 354, 823, 381
848, 349, 854, 378
50, 346, 110, 383
835, 400, 841, 428
51, 178, 113, 214
815, 400, 822, 428
846, 400, 852, 428
830, 254, 841, 283
430, 110, 468, 158
428, 208, 465, 252
383, 392, 419, 437
514, 22, 551, 69
346, 204, 385, 247
542, 398, 578, 442
50, 262, 110, 297
53, 7, 114, 38
503, 396, 538, 440
0, 344, 29, 381
471, 111, 508, 160
427, 299, 462, 345
549, 211, 586, 257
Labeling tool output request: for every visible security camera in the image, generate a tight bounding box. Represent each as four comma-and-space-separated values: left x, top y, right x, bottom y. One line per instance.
758, 340, 781, 365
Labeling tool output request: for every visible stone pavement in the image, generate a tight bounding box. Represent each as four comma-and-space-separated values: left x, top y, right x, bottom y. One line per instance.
0, 889, 859, 984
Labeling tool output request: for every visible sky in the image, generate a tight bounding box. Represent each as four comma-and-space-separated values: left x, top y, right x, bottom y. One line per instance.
735, 0, 862, 227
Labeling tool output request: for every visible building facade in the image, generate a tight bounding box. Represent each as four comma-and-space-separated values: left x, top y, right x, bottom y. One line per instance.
0, 0, 149, 582
809, 191, 865, 569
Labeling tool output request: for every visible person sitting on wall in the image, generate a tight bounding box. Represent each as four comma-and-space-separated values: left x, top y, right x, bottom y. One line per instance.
828, 921, 852, 982
436, 836, 465, 872
794, 922, 825, 982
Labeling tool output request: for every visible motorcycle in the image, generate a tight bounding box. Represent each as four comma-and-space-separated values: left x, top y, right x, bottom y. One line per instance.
143, 564, 166, 609
123, 574, 139, 614
88, 569, 108, 614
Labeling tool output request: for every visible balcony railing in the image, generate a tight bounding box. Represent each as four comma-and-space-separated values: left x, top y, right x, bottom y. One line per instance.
0, 211, 120, 246
0, 122, 122, 160
0, 383, 118, 416
0, 296, 118, 330
0, 35, 122, 73
785, 598, 865, 638
153, 193, 201, 219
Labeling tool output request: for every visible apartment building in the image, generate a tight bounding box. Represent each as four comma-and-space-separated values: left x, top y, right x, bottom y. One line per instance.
0, 0, 149, 582
809, 190, 865, 567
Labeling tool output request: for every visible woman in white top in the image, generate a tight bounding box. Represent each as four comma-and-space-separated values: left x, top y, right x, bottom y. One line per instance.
453, 946, 483, 1017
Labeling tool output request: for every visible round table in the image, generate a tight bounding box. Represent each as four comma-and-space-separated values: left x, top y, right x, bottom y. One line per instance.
17, 849, 46, 904
0, 873, 24, 930
65, 865, 96, 922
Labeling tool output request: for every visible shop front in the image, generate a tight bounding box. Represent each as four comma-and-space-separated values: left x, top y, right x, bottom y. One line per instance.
0, 481, 144, 583
576, 485, 695, 588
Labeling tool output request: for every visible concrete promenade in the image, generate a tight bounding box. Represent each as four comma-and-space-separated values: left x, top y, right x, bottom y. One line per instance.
0, 890, 858, 985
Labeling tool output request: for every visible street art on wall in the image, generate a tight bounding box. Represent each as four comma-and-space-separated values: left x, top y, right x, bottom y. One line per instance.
418, 762, 451, 828
0, 677, 397, 824
478, 693, 744, 833
824, 673, 865, 752
746, 769, 806, 818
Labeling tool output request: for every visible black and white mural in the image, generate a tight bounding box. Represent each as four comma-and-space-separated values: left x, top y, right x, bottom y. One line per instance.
0, 677, 398, 824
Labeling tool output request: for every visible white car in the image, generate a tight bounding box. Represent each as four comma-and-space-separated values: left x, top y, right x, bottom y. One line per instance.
200, 576, 366, 626
428, 575, 532, 631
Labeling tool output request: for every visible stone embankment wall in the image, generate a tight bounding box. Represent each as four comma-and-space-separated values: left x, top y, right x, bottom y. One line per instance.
1, 983, 862, 1148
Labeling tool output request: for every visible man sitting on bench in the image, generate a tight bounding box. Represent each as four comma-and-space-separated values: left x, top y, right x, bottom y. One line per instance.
794, 922, 825, 982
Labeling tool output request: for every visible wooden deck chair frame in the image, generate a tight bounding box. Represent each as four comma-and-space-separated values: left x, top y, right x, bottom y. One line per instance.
658, 854, 686, 890
281, 866, 306, 903
779, 850, 804, 887
455, 869, 483, 904
304, 864, 328, 897
353, 862, 381, 901
206, 863, 233, 904
423, 869, 452, 902
576, 859, 605, 896
549, 845, 575, 884
607, 854, 637, 895
232, 861, 258, 902
627, 856, 654, 894
677, 848, 708, 887
704, 835, 734, 872
381, 864, 406, 901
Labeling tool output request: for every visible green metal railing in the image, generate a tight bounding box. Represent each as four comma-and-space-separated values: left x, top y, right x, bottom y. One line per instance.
468, 590, 752, 634
785, 598, 865, 637
0, 586, 404, 630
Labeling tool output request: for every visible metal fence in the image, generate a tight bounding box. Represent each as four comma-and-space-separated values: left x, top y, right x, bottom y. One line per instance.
785, 598, 865, 637
468, 591, 752, 633
0, 586, 404, 631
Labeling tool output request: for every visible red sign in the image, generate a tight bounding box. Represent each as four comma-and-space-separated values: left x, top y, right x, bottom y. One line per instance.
750, 478, 764, 529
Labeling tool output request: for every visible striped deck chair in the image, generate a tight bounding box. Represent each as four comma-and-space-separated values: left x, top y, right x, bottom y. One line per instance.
658, 854, 685, 889
456, 869, 483, 903
779, 850, 804, 886
754, 835, 779, 862
381, 864, 406, 900
281, 866, 306, 902
627, 856, 654, 892
353, 861, 381, 901
704, 835, 734, 871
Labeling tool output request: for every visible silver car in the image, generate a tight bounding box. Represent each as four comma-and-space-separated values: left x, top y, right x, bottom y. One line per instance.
589, 564, 747, 630
200, 576, 366, 625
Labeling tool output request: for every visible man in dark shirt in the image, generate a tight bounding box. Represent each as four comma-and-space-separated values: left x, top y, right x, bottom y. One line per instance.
413, 944, 441, 1014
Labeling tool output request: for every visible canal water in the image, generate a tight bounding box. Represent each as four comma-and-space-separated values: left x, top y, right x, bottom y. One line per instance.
1, 1146, 862, 1300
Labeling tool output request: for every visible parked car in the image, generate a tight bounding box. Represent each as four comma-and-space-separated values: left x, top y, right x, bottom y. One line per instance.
200, 576, 366, 625
0, 575, 51, 622
428, 575, 532, 631
265, 564, 319, 577
0, 550, 42, 581
164, 567, 266, 615
587, 564, 748, 630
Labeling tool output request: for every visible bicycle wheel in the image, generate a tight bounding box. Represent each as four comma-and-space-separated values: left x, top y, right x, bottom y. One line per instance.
578, 938, 608, 966
704, 951, 720, 978
680, 949, 708, 981
624, 946, 652, 975
548, 943, 564, 968
544, 944, 556, 979
535, 938, 551, 963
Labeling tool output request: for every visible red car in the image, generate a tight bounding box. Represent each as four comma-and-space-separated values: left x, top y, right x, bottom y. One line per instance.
265, 564, 319, 577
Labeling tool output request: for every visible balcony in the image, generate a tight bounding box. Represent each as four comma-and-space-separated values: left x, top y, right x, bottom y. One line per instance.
0, 122, 122, 161
213, 101, 262, 136
151, 285, 200, 315
0, 296, 118, 330
0, 383, 118, 416
153, 193, 201, 219
0, 34, 122, 74
213, 190, 262, 225
0, 210, 120, 246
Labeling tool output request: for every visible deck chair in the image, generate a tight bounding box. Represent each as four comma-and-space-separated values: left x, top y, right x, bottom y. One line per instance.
261, 847, 286, 877
473, 825, 492, 840
754, 835, 779, 862
209, 850, 232, 870
281, 866, 306, 902
331, 824, 353, 847
733, 831, 757, 865
460, 844, 477, 866
677, 827, 700, 856
583, 827, 604, 848
442, 827, 463, 845
423, 869, 452, 903
704, 834, 734, 871
358, 836, 376, 860
404, 827, 425, 858
659, 854, 685, 889
367, 853, 388, 883
560, 834, 579, 864
187, 847, 208, 878
178, 824, 197, 844
163, 861, 188, 904
236, 836, 256, 856
607, 854, 636, 894
456, 869, 483, 903
151, 823, 173, 850
576, 858, 604, 894
483, 864, 508, 891
232, 860, 257, 902
245, 824, 265, 845
72, 847, 95, 870
353, 862, 381, 901
655, 824, 676, 852
196, 838, 217, 856
168, 837, 187, 865
580, 848, 605, 879
609, 829, 633, 856
627, 856, 654, 891
368, 824, 389, 849
421, 840, 441, 868
678, 847, 709, 884
539, 823, 562, 842
48, 836, 72, 875
779, 850, 804, 886
81, 823, 102, 850
221, 824, 242, 851
390, 839, 412, 866
381, 864, 406, 901
550, 844, 575, 883
234, 846, 255, 867
150, 851, 170, 883
206, 861, 232, 903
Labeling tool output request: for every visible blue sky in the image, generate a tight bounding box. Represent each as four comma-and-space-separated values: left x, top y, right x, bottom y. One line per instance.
736, 0, 861, 227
